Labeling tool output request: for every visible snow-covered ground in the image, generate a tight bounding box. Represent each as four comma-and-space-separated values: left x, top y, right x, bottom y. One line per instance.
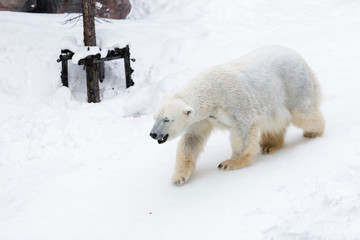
1, 0, 360, 239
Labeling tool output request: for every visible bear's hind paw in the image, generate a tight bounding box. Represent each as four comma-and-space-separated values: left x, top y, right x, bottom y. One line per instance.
303, 131, 322, 138
260, 145, 281, 154
218, 159, 250, 170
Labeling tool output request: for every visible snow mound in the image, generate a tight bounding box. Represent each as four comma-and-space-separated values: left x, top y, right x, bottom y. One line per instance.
60, 29, 130, 64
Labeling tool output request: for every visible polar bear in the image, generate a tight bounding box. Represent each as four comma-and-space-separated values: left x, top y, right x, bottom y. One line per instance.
150, 46, 325, 186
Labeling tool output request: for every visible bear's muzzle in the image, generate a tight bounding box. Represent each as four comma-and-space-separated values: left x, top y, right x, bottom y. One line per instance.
150, 132, 169, 144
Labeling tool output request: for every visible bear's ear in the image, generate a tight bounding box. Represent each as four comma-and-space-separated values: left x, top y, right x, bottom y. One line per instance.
183, 106, 194, 116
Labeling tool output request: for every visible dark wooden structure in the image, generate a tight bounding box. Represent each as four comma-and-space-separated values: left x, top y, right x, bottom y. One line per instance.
57, 45, 135, 91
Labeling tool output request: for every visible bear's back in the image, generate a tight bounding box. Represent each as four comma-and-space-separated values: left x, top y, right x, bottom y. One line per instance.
227, 46, 319, 112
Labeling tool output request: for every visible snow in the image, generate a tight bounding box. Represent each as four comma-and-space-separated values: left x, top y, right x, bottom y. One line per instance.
71, 46, 108, 64
1, 0, 360, 239
61, 29, 130, 64
95, 2, 102, 10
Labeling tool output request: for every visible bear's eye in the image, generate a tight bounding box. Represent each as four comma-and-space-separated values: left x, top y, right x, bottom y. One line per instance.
164, 118, 174, 123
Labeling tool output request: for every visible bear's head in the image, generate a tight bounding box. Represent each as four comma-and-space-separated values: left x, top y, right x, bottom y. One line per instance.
150, 96, 194, 144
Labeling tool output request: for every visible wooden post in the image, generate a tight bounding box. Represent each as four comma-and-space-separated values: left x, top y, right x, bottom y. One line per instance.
82, 0, 100, 103
98, 62, 105, 83
61, 58, 69, 87
124, 45, 134, 88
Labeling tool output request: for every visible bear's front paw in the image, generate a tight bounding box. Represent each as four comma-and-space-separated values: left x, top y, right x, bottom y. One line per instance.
218, 159, 250, 170
172, 169, 192, 186
172, 176, 188, 186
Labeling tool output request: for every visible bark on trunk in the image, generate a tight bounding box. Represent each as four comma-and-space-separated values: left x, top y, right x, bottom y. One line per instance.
82, 0, 100, 103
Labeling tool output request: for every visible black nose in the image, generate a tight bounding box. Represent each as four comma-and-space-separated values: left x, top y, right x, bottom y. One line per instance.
150, 132, 157, 139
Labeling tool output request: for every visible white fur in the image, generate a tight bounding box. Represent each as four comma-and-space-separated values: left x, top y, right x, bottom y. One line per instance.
150, 46, 324, 186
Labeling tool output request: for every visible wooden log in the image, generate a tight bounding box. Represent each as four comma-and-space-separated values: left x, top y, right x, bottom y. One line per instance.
123, 46, 135, 88
61, 59, 69, 87
98, 62, 105, 83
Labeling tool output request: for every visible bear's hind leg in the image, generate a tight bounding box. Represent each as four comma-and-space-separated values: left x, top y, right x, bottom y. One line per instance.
259, 128, 286, 154
218, 125, 259, 170
292, 111, 325, 138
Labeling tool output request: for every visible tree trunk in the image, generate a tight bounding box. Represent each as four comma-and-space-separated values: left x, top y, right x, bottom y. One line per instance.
82, 0, 100, 103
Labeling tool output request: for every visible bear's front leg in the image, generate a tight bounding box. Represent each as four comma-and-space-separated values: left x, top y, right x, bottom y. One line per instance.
218, 125, 259, 170
172, 150, 195, 186
172, 121, 212, 186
